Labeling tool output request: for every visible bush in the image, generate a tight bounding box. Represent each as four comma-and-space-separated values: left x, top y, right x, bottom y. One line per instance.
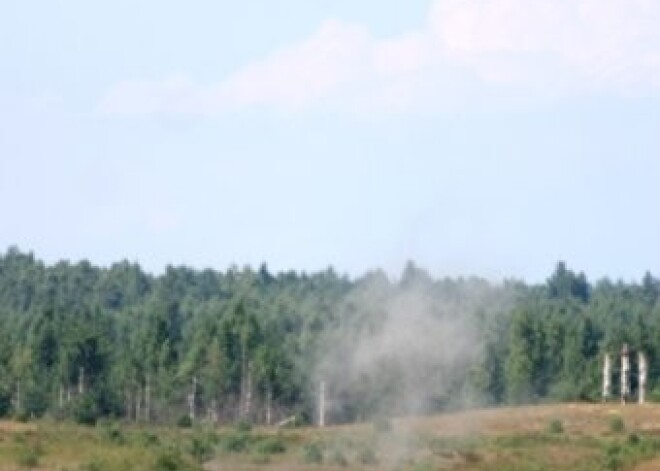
604, 443, 623, 471
302, 443, 323, 464
16, 445, 41, 468
78, 458, 106, 471
357, 445, 378, 465
73, 396, 100, 426
219, 432, 251, 453
255, 436, 286, 455
14, 410, 31, 423
235, 421, 252, 433
548, 419, 564, 434
177, 415, 193, 428
189, 435, 214, 463
139, 431, 161, 447
609, 416, 625, 434
101, 424, 125, 445
153, 450, 190, 471
329, 449, 348, 466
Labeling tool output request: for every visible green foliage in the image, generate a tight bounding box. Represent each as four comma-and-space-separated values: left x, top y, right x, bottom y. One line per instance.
328, 449, 348, 466
255, 436, 286, 455
73, 396, 100, 426
152, 449, 192, 471
609, 416, 625, 434
548, 419, 564, 434
302, 442, 323, 464
176, 415, 192, 428
218, 432, 252, 453
15, 444, 42, 468
1, 247, 660, 425
356, 445, 378, 465
234, 421, 252, 433
189, 434, 214, 463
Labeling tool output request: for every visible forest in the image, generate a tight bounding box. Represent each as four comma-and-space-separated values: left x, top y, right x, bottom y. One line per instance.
0, 246, 659, 426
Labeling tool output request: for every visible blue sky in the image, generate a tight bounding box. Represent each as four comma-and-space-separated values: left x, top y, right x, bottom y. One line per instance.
1, 0, 660, 282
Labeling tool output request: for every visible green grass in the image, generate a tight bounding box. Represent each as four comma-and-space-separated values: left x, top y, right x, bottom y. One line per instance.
0, 409, 656, 471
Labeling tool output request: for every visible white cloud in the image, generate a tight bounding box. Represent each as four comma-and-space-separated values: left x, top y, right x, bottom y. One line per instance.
99, 0, 660, 116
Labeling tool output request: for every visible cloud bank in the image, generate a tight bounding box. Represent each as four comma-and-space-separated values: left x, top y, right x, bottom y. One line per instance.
99, 0, 660, 115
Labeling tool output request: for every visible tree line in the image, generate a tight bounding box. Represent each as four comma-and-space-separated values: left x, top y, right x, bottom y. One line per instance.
0, 247, 658, 424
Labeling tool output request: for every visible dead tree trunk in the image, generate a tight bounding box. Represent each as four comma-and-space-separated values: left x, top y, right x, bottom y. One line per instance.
266, 388, 272, 426
78, 367, 85, 395
144, 375, 151, 422
318, 380, 326, 428
188, 376, 197, 421
135, 385, 142, 422
15, 380, 21, 413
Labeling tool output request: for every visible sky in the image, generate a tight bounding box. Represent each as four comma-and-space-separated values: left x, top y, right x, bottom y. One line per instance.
1, 0, 660, 282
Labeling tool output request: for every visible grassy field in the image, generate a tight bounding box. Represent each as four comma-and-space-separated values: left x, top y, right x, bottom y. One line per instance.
1, 404, 660, 471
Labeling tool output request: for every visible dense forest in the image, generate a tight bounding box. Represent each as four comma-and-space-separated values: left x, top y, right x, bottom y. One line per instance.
0, 246, 659, 425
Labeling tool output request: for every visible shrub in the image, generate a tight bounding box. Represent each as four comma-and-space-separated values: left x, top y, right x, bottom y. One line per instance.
604, 443, 622, 471
14, 410, 31, 423
219, 432, 251, 453
101, 425, 125, 445
177, 415, 193, 428
255, 436, 286, 455
548, 419, 564, 434
235, 421, 252, 433
302, 443, 323, 464
609, 416, 625, 434
189, 435, 214, 463
153, 450, 188, 471
78, 458, 106, 471
329, 449, 348, 466
357, 445, 378, 465
16, 445, 41, 468
73, 396, 100, 426
139, 431, 161, 447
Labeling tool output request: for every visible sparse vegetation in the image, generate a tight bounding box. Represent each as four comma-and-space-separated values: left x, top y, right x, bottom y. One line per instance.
0, 404, 655, 471
609, 416, 625, 433
302, 442, 323, 464
15, 444, 41, 468
548, 418, 564, 433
